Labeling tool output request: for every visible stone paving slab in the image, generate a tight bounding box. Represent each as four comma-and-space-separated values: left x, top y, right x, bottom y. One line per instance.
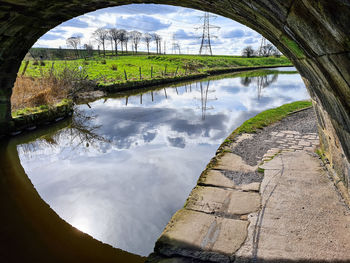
198, 169, 236, 189
198, 169, 260, 192
260, 151, 321, 171
214, 153, 257, 172
236, 152, 350, 262
155, 209, 248, 263
185, 186, 261, 217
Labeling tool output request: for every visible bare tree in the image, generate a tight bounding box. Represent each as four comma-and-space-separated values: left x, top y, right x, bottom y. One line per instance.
117, 29, 127, 54
153, 33, 162, 54
109, 28, 120, 56
174, 43, 181, 54
119, 29, 130, 53
130, 31, 142, 54
122, 30, 130, 54
158, 35, 162, 54
107, 33, 113, 54
66, 36, 81, 58
143, 33, 152, 55
242, 46, 255, 58
260, 43, 277, 57
83, 43, 94, 57
93, 28, 108, 56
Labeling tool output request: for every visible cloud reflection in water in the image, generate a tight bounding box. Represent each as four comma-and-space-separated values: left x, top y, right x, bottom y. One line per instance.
18, 68, 309, 256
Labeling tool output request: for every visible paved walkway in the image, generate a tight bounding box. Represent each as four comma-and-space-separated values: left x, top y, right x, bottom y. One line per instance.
148, 109, 350, 263
236, 151, 350, 262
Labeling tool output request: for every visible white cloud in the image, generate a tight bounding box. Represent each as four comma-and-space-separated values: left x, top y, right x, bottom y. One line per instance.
34, 4, 263, 55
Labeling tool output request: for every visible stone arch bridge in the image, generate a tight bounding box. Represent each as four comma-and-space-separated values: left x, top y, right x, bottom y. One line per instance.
0, 0, 349, 193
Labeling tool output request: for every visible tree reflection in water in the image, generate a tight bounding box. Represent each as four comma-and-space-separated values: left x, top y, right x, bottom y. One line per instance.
18, 108, 109, 156
240, 73, 279, 99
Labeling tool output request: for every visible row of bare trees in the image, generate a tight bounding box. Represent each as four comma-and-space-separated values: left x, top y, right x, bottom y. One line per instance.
242, 44, 281, 58
66, 28, 164, 58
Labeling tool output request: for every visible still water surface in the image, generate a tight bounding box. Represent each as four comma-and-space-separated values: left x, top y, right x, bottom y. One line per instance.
17, 68, 309, 256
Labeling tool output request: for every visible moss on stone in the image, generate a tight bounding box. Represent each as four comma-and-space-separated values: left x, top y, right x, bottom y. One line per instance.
10, 99, 73, 133
281, 35, 306, 59
257, 167, 265, 174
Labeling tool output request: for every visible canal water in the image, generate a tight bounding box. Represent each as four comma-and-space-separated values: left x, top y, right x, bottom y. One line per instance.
13, 68, 309, 256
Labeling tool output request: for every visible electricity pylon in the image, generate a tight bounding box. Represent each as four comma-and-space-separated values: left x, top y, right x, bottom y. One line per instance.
258, 36, 267, 56
172, 34, 181, 54
196, 12, 220, 56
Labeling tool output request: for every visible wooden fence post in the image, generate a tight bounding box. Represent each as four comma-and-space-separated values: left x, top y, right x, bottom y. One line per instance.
151, 66, 153, 78
21, 61, 29, 76
124, 69, 128, 81
50, 62, 55, 75
139, 67, 142, 80
175, 66, 179, 77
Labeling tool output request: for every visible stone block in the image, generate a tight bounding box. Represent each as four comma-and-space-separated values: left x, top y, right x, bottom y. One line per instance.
155, 209, 249, 263
198, 170, 236, 189
185, 186, 261, 216
214, 153, 256, 172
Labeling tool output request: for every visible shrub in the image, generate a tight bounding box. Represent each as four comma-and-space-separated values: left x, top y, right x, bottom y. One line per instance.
11, 64, 97, 111
83, 61, 89, 65
111, 64, 118, 71
101, 59, 107, 64
40, 61, 46, 66
33, 60, 39, 65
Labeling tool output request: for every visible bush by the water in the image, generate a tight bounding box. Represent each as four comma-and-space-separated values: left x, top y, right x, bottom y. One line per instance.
12, 64, 96, 111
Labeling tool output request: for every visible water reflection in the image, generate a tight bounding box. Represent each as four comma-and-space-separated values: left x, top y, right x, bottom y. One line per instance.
0, 126, 144, 262
18, 109, 110, 157
17, 67, 309, 256
241, 73, 279, 99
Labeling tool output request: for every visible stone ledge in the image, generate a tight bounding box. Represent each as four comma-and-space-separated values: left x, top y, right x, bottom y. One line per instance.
8, 100, 73, 136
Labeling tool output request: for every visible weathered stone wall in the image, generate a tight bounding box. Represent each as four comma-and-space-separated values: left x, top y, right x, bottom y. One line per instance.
0, 0, 349, 192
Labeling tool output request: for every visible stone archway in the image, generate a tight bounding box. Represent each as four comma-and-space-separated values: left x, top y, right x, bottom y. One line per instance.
0, 0, 349, 192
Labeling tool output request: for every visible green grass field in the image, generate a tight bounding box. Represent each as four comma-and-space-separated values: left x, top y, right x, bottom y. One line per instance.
19, 54, 291, 84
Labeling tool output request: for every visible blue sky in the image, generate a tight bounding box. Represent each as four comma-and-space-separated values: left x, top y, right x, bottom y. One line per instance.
34, 4, 264, 55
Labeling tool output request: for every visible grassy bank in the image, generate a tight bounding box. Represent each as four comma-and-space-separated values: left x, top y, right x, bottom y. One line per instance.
203, 100, 312, 171
96, 67, 298, 94
13, 54, 292, 112
19, 55, 291, 84
10, 99, 74, 134
234, 101, 312, 134
222, 100, 313, 147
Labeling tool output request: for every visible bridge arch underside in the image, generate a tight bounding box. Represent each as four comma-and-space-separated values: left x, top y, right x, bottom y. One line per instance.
0, 1, 349, 188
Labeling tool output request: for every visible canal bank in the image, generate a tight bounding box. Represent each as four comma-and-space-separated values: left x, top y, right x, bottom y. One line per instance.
95, 65, 292, 94
5, 68, 310, 261
147, 104, 350, 262
5, 65, 292, 137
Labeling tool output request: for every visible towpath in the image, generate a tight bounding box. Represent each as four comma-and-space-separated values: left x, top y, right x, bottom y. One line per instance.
148, 108, 350, 262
